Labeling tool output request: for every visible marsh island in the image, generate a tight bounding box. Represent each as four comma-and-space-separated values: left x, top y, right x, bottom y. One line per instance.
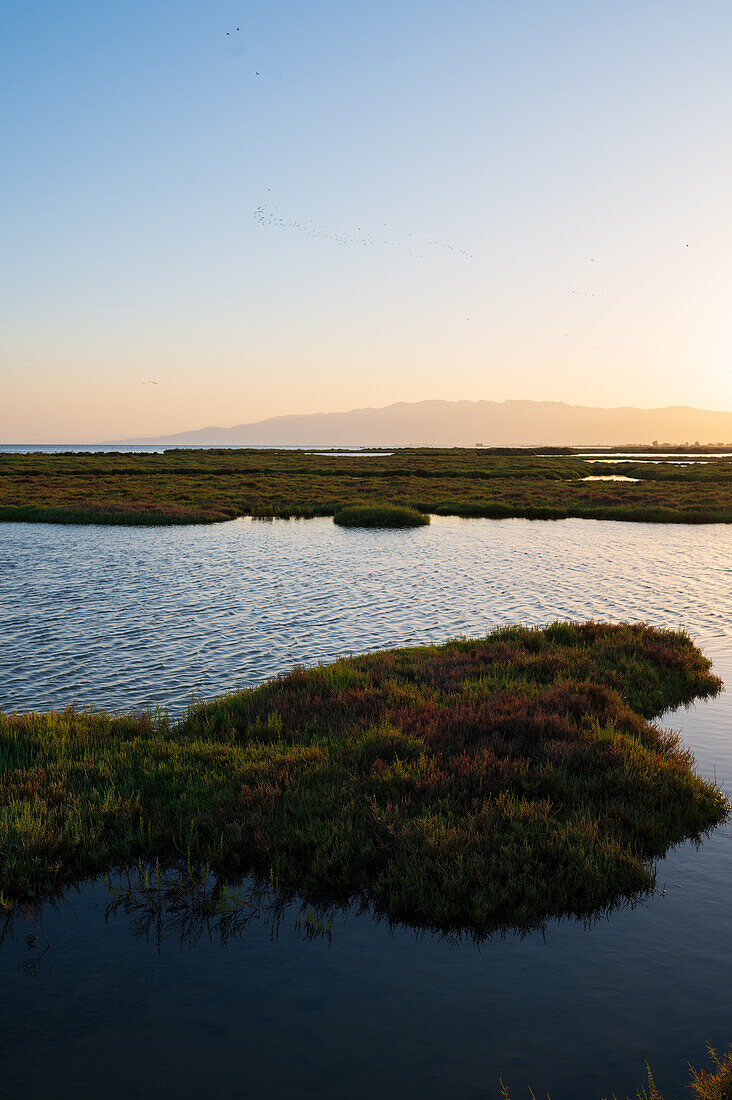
1, 621, 726, 934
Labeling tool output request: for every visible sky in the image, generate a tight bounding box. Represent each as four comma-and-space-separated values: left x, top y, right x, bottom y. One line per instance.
2, 1, 732, 442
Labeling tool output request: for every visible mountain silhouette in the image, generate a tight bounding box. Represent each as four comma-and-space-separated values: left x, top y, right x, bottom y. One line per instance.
119, 399, 732, 447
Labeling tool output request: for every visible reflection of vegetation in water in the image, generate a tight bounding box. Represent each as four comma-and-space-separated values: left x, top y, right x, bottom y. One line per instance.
293, 904, 333, 941
103, 863, 264, 950
102, 865, 337, 949
0, 865, 339, 971
0, 623, 728, 934
1, 448, 732, 524
0, 862, 654, 963
104, 862, 267, 950
0, 900, 53, 977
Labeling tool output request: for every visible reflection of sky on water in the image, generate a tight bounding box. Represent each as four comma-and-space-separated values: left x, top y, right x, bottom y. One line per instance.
1, 515, 730, 723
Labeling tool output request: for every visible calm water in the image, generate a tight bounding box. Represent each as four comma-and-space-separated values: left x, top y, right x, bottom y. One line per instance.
581, 474, 641, 481
0, 444, 393, 454
1, 516, 731, 1099
0, 444, 170, 453
578, 452, 732, 459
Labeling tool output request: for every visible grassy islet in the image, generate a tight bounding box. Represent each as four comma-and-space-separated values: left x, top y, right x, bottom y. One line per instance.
333, 503, 429, 527
0, 622, 727, 934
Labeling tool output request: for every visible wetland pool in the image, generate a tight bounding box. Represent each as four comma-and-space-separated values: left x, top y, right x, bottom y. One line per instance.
0, 516, 730, 1099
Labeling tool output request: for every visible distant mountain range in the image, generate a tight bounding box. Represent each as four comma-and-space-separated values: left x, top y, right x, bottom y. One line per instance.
119, 399, 732, 448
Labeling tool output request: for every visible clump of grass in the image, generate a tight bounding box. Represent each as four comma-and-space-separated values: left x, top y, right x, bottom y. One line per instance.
0, 623, 727, 933
618, 1057, 732, 1100
334, 503, 429, 527
688, 1046, 732, 1100
500, 1043, 732, 1099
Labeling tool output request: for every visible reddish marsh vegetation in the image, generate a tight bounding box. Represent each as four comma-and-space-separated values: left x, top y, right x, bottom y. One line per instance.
1, 449, 731, 524
0, 623, 727, 932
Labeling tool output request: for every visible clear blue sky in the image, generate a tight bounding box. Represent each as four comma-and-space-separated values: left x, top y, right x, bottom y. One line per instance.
2, 1, 731, 440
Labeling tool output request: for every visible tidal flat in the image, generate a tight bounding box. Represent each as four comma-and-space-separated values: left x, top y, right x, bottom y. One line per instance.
2, 447, 732, 525
1, 515, 731, 1098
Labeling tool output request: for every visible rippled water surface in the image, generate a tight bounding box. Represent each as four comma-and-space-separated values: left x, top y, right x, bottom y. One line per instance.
1, 516, 731, 1100
2, 515, 731, 717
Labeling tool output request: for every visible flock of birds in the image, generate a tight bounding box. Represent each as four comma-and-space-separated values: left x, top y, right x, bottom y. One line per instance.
251, 204, 609, 342
229, 23, 618, 312
233, 25, 685, 339
252, 204, 474, 260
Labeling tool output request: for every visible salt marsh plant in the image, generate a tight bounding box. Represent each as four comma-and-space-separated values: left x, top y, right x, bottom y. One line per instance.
333, 503, 429, 527
500, 1045, 732, 1099
0, 622, 727, 934
2, 448, 731, 525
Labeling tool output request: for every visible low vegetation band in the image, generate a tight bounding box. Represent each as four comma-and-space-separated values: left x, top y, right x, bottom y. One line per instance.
1, 449, 731, 524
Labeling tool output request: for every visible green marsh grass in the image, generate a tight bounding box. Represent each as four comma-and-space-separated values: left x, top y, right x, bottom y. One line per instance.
2, 448, 731, 525
333, 503, 429, 527
0, 622, 727, 933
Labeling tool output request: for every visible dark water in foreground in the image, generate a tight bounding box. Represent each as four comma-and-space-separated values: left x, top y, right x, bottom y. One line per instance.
0, 516, 730, 1099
